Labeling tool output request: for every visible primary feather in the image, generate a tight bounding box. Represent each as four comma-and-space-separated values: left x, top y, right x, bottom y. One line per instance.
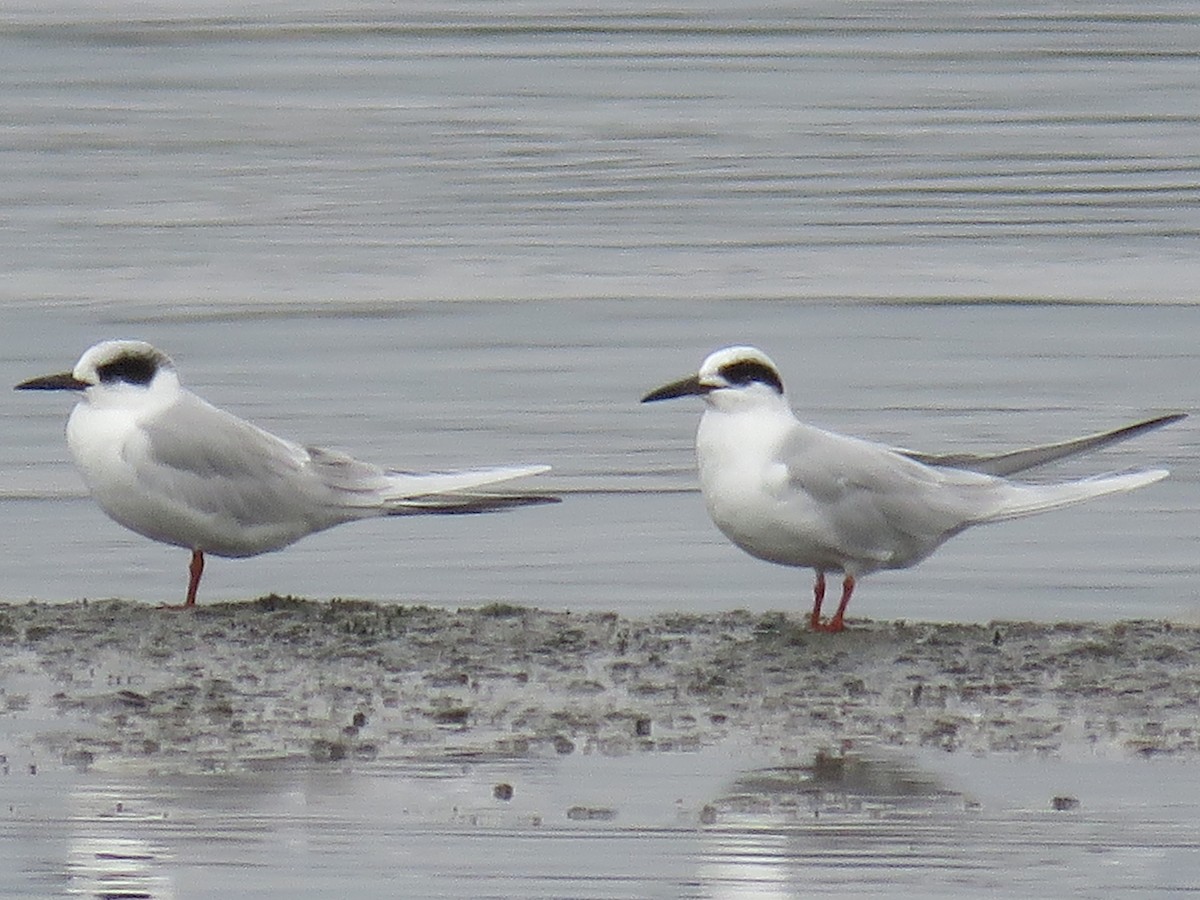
897, 412, 1185, 476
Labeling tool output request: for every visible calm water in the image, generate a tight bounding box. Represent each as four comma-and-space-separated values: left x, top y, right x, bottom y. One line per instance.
3, 300, 1195, 624
2, 1, 1199, 311
1, 1, 1199, 895
3, 750, 1199, 899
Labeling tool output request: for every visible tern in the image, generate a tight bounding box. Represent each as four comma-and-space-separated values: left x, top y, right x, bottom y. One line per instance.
643, 346, 1184, 632
16, 339, 554, 607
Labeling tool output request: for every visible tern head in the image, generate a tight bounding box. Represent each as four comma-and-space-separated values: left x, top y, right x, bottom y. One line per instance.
641, 346, 786, 410
15, 340, 179, 405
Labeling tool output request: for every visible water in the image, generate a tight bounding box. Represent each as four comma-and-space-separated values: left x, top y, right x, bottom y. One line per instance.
2, 750, 1199, 898
1, 1, 1199, 895
2, 2, 1199, 309
4, 300, 1195, 623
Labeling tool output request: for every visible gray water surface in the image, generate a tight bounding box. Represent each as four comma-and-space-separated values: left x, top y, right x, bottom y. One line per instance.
4, 300, 1195, 623
4, 753, 1199, 899
2, 1, 1199, 311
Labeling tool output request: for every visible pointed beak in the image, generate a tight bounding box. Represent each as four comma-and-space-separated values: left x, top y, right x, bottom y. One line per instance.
641, 373, 712, 403
15, 371, 89, 392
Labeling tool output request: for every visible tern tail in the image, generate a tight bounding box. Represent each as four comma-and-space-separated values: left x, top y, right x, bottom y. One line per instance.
305, 450, 555, 516
378, 464, 558, 515
975, 468, 1168, 524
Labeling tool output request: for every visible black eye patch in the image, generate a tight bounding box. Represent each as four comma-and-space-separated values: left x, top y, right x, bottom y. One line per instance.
96, 355, 158, 386
718, 360, 783, 393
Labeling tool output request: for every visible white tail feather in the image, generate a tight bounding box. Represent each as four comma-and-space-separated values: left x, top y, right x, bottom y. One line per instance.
978, 469, 1168, 524
379, 464, 550, 503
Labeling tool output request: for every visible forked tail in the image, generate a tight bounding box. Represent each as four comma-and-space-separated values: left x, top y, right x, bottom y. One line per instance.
977, 469, 1168, 524
380, 464, 557, 515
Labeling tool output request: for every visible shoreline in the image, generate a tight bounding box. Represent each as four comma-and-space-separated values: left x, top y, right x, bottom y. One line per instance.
2, 597, 1197, 775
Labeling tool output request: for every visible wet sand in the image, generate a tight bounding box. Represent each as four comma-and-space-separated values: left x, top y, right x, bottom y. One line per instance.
3, 597, 1197, 777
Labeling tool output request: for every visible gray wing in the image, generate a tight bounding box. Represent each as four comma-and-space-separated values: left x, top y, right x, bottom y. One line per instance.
896, 413, 1185, 477
143, 393, 554, 529
780, 425, 1005, 571
137, 391, 331, 529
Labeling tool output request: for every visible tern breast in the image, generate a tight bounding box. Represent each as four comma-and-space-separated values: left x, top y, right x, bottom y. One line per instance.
695, 402, 846, 571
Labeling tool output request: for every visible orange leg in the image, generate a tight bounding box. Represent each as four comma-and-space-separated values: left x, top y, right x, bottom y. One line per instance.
185, 549, 204, 608
811, 574, 856, 633
809, 570, 826, 630
825, 575, 856, 633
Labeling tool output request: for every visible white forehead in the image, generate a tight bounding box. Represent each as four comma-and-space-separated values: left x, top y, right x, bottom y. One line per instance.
698, 345, 779, 378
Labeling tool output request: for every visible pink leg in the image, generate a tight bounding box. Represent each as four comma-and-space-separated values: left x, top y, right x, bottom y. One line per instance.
809, 570, 826, 630
185, 549, 204, 608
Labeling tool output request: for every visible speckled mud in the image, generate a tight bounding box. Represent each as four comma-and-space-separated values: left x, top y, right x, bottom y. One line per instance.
1, 598, 1198, 776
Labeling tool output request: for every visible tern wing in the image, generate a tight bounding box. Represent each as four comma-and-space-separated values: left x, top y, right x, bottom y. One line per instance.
780, 424, 1168, 573
142, 395, 308, 486
779, 426, 1001, 571
140, 394, 552, 555
896, 413, 1185, 476
136, 392, 336, 540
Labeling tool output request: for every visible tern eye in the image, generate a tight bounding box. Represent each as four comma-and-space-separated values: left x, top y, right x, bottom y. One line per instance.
95, 355, 158, 386
718, 360, 783, 393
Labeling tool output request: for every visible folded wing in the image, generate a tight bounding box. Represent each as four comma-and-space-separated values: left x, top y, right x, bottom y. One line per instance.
897, 413, 1185, 476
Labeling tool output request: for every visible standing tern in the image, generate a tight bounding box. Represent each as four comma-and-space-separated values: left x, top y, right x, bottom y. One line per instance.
16, 339, 554, 607
642, 345, 1184, 632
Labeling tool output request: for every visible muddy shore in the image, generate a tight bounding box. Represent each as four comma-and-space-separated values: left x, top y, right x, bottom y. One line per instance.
1, 598, 1197, 776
